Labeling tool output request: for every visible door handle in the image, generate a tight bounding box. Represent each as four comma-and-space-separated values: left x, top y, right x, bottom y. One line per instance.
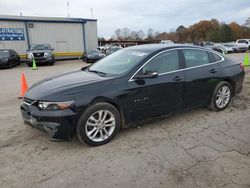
173, 76, 184, 81
209, 69, 218, 74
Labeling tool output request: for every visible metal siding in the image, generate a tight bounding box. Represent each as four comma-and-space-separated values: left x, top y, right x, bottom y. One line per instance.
84, 21, 98, 50
28, 22, 84, 52
0, 21, 28, 53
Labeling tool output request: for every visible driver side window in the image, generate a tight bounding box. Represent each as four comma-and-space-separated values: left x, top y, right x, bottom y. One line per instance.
142, 50, 179, 74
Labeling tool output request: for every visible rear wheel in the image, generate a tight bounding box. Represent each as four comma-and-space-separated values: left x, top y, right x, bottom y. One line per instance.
76, 103, 121, 146
208, 81, 232, 111
7, 61, 12, 69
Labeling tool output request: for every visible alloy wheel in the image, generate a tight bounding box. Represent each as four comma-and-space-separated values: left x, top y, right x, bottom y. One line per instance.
215, 85, 231, 109
85, 110, 116, 142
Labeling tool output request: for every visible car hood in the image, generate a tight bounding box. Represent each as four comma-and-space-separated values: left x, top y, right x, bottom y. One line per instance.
27, 50, 52, 53
87, 54, 103, 58
25, 69, 113, 100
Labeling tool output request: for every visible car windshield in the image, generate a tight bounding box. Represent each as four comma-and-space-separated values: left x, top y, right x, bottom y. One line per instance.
238, 40, 247, 44
88, 49, 149, 76
108, 47, 121, 52
0, 51, 9, 57
88, 50, 101, 54
30, 44, 51, 50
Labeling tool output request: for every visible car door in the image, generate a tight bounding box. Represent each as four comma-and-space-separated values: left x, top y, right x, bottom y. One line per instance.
182, 49, 221, 108
126, 49, 185, 122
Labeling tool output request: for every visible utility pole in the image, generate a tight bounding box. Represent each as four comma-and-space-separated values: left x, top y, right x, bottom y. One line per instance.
91, 8, 93, 18
67, 1, 70, 18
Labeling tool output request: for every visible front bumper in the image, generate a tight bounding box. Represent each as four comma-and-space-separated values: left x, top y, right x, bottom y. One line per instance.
26, 57, 54, 64
20, 101, 78, 141
86, 57, 102, 63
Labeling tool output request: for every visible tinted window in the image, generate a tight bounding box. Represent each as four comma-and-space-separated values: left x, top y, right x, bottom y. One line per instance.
142, 50, 179, 74
238, 40, 248, 44
209, 52, 222, 62
183, 49, 210, 68
0, 51, 10, 57
30, 44, 51, 50
88, 49, 149, 75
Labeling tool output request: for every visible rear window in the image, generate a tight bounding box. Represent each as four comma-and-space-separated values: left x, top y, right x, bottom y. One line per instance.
209, 52, 222, 63
0, 51, 9, 57
237, 40, 248, 44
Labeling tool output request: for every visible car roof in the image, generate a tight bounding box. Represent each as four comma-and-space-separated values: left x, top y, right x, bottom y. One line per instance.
0, 49, 11, 52
31, 44, 51, 46
126, 44, 210, 52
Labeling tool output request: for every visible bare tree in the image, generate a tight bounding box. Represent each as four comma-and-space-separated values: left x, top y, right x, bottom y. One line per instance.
138, 30, 145, 39
147, 28, 154, 39
115, 29, 122, 39
122, 27, 130, 40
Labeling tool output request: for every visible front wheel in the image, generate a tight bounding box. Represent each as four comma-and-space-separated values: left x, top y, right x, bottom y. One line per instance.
7, 61, 12, 69
48, 61, 55, 66
76, 103, 121, 146
208, 81, 232, 111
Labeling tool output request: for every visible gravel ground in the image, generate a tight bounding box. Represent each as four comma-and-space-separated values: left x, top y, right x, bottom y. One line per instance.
0, 54, 249, 188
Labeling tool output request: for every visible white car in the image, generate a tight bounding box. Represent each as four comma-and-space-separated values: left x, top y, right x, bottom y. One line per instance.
212, 45, 234, 54
160, 40, 174, 45
224, 43, 248, 53
236, 39, 250, 49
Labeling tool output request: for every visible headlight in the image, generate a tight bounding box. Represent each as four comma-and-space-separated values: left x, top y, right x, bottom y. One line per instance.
44, 52, 52, 57
27, 53, 33, 59
38, 101, 74, 110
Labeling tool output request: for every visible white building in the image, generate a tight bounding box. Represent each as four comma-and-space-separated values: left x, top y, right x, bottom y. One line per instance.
0, 15, 98, 58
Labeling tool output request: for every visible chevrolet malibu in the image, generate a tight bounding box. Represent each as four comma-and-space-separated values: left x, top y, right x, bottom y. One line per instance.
20, 44, 245, 146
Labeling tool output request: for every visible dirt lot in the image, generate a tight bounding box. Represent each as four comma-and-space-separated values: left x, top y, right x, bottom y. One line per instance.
0, 54, 250, 188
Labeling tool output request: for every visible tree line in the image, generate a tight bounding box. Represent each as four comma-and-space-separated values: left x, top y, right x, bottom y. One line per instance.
109, 19, 250, 43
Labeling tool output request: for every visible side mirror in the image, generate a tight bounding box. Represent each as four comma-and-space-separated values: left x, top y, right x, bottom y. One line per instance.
81, 65, 90, 71
135, 71, 158, 79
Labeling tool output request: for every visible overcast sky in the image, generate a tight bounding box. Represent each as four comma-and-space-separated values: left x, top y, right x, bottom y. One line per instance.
0, 0, 249, 37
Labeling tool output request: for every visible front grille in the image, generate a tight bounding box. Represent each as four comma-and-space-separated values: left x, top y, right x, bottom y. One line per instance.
33, 52, 44, 58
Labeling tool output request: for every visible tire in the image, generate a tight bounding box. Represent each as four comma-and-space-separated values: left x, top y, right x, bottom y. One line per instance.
48, 61, 55, 66
26, 62, 32, 67
7, 61, 12, 69
208, 81, 232, 111
83, 57, 88, 63
76, 102, 121, 146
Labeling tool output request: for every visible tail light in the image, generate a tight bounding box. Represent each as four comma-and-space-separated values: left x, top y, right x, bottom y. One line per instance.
240, 63, 244, 71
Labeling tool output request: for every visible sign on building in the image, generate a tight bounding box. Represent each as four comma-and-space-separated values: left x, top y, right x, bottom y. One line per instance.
0, 28, 25, 41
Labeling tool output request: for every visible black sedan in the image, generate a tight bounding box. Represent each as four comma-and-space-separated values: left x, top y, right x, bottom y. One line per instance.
83, 50, 105, 63
20, 45, 245, 146
0, 49, 20, 68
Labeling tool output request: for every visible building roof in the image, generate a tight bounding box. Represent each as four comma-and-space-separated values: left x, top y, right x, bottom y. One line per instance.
0, 15, 97, 23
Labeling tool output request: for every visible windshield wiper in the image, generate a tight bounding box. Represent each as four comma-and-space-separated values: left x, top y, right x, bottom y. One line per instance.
88, 69, 107, 77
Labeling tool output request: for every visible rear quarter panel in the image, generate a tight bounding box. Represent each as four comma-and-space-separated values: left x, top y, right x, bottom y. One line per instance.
218, 57, 245, 94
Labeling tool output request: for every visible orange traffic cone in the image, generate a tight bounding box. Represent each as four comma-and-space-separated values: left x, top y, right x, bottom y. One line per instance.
18, 73, 28, 99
